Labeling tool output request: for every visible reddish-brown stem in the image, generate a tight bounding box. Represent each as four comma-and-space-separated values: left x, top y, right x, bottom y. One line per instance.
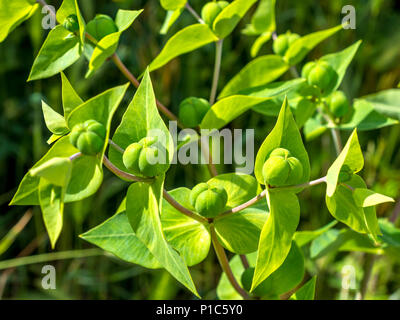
210, 225, 251, 300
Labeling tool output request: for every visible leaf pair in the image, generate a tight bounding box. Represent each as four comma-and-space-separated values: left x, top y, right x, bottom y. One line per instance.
220, 25, 343, 98
325, 129, 394, 242
150, 0, 258, 72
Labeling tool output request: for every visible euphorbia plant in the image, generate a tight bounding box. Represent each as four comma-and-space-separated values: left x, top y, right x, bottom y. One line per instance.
3, 0, 400, 300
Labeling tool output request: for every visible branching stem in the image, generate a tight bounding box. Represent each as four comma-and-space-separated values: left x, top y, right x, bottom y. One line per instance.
185, 3, 205, 24
209, 40, 223, 105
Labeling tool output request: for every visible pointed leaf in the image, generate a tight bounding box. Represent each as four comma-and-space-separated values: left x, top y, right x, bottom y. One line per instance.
292, 277, 316, 300
80, 200, 161, 269
0, 0, 38, 43
42, 101, 69, 135
212, 0, 258, 39
252, 190, 300, 291
109, 70, 173, 174
250, 0, 276, 34
214, 208, 267, 254
326, 175, 381, 241
126, 176, 199, 296
319, 41, 362, 94
294, 220, 338, 247
362, 89, 400, 121
160, 9, 183, 35
254, 99, 310, 186
160, 0, 187, 11
353, 188, 394, 208
30, 157, 72, 187
284, 25, 342, 66
149, 24, 218, 72
28, 25, 81, 81
61, 72, 83, 119
326, 129, 364, 197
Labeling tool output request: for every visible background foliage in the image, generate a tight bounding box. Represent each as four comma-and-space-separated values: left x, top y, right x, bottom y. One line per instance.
1, 0, 400, 299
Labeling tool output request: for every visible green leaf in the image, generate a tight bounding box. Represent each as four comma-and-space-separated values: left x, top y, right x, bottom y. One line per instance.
160, 9, 184, 35
160, 0, 186, 11
250, 32, 272, 57
41, 101, 69, 136
212, 0, 258, 39
353, 189, 394, 208
379, 219, 400, 247
207, 173, 259, 209
251, 242, 304, 298
284, 25, 342, 66
0, 0, 39, 43
250, 0, 276, 34
338, 99, 398, 131
61, 72, 83, 119
326, 129, 364, 197
214, 208, 267, 254
109, 69, 173, 175
115, 9, 143, 33
126, 176, 198, 296
326, 175, 381, 241
161, 188, 211, 266
87, 10, 142, 75
38, 159, 72, 248
292, 277, 316, 300
30, 157, 72, 187
200, 96, 269, 130
56, 0, 86, 44
362, 89, 400, 121
219, 55, 289, 98
254, 99, 310, 186
28, 25, 81, 81
319, 41, 362, 94
310, 228, 381, 258
252, 190, 300, 291
294, 220, 338, 247
149, 24, 219, 72
80, 199, 161, 269
11, 84, 129, 206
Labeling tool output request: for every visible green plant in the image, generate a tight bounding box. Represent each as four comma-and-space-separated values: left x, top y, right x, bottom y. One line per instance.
3, 0, 400, 301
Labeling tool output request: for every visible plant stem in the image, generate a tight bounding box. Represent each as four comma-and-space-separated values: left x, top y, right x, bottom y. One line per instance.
216, 176, 327, 220
162, 190, 208, 224
103, 155, 153, 183
330, 128, 343, 156
0, 249, 103, 271
210, 225, 251, 300
69, 152, 82, 161
240, 255, 250, 269
185, 3, 205, 24
209, 40, 223, 105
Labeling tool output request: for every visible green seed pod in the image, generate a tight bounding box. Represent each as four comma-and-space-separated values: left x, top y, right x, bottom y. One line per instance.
70, 120, 106, 156
327, 91, 350, 118
307, 60, 336, 94
301, 61, 317, 79
190, 182, 228, 218
122, 137, 169, 177
262, 156, 290, 186
262, 148, 304, 186
178, 97, 211, 128
273, 32, 300, 56
201, 1, 229, 27
63, 14, 79, 33
86, 14, 118, 41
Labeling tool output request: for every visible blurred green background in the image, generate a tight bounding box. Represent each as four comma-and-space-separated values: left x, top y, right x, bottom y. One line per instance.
0, 0, 399, 299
